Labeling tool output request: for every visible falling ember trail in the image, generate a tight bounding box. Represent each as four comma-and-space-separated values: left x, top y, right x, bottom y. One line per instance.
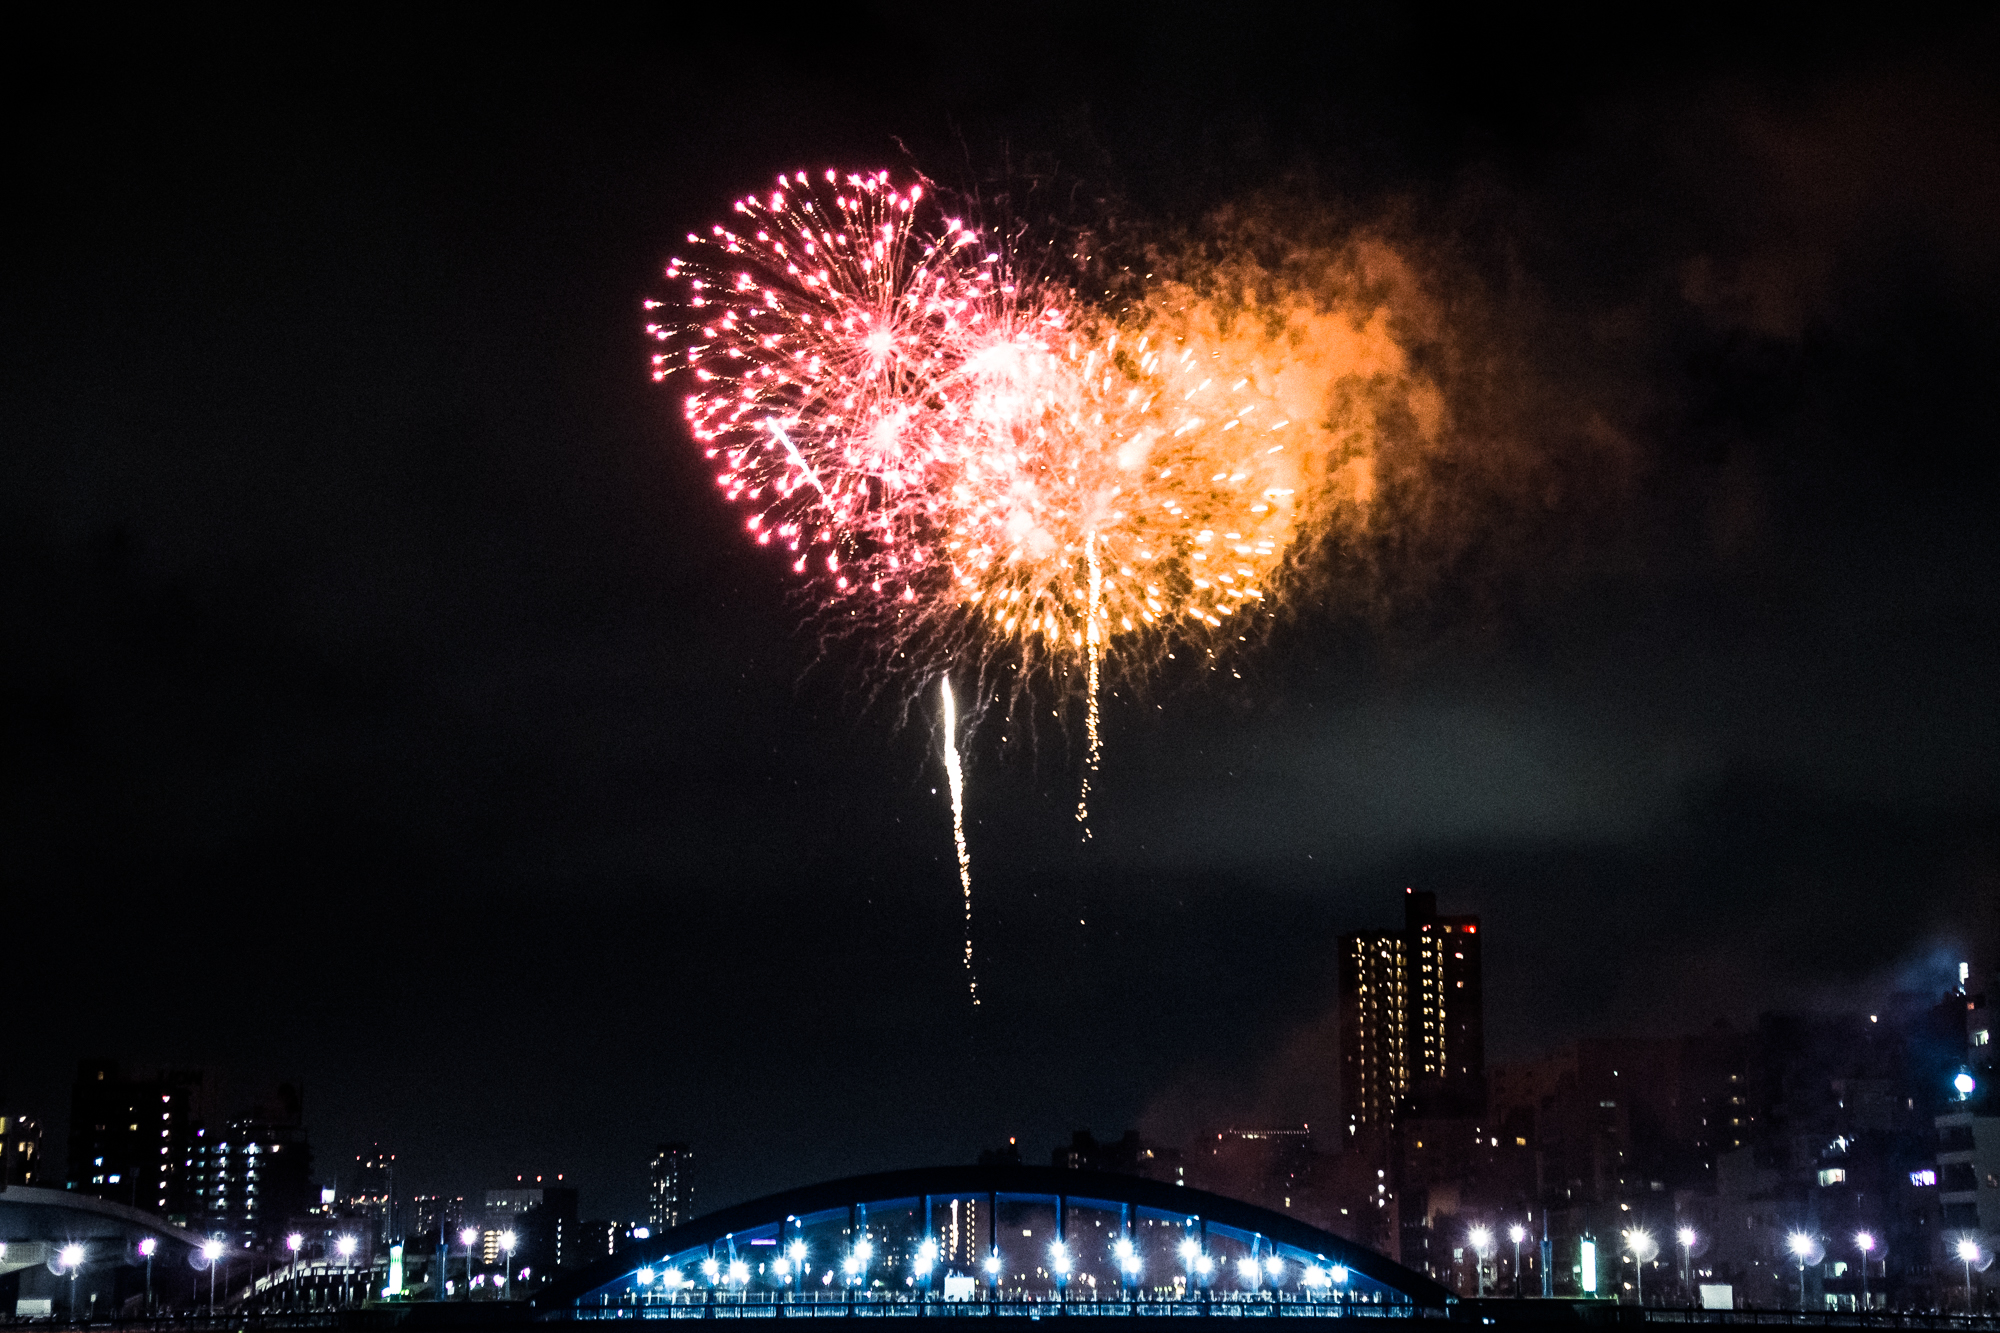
941, 677, 978, 1005
1076, 532, 1102, 841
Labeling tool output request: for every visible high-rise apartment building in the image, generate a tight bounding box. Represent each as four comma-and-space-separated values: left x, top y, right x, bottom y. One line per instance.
187, 1085, 311, 1247
1340, 931, 1409, 1131
1406, 889, 1485, 1104
65, 1061, 203, 1216
1339, 888, 1485, 1133
190, 1120, 312, 1246
648, 1143, 692, 1231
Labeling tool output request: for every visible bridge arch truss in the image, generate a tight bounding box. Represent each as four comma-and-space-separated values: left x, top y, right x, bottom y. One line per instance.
532, 1165, 1450, 1319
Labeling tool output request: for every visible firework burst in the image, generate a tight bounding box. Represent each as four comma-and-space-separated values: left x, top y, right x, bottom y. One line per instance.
649, 168, 1391, 700
651, 168, 1422, 993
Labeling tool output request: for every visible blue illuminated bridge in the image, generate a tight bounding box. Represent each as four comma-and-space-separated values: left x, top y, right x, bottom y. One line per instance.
531, 1166, 1452, 1321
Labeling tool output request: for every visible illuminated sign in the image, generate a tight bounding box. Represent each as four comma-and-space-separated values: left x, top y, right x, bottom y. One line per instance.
1910, 1169, 1937, 1187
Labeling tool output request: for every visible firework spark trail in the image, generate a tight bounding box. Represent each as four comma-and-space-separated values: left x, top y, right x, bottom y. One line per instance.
940, 676, 977, 1004
1076, 530, 1102, 838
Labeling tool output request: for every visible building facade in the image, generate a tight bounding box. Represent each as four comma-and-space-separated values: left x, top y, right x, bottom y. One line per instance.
648, 1143, 692, 1231
1340, 889, 1485, 1134
64, 1061, 203, 1217
187, 1089, 312, 1249
1, 1113, 44, 1188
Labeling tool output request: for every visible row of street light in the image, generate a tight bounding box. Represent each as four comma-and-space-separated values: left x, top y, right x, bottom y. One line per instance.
631, 1234, 1351, 1299
1457, 1221, 1987, 1312
44, 1230, 376, 1317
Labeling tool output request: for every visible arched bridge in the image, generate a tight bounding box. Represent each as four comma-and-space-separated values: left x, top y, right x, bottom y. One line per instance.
531, 1164, 1452, 1319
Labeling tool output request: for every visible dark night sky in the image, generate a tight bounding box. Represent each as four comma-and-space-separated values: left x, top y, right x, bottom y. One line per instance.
6, 10, 1998, 1221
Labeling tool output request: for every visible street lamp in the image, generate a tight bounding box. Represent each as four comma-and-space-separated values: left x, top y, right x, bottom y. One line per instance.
784, 1240, 807, 1299
1468, 1227, 1494, 1298
202, 1238, 225, 1312
1854, 1233, 1875, 1311
1508, 1226, 1526, 1296
336, 1235, 358, 1307
1956, 1239, 1983, 1315
1114, 1236, 1140, 1293
58, 1243, 86, 1321
1623, 1230, 1658, 1306
1179, 1237, 1201, 1302
1785, 1232, 1817, 1312
500, 1232, 518, 1295
138, 1237, 157, 1310
460, 1227, 480, 1297
1676, 1228, 1697, 1305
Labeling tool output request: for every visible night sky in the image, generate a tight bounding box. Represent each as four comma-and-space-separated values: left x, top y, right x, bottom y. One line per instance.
8, 10, 1997, 1221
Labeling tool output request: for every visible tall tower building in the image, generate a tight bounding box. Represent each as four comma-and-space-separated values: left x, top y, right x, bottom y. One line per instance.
1339, 888, 1486, 1133
648, 1143, 692, 1231
1339, 932, 1409, 1132
1405, 889, 1485, 1104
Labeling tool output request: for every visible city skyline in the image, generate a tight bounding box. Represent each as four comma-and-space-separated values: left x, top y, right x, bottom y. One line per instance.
7, 2, 1999, 1257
